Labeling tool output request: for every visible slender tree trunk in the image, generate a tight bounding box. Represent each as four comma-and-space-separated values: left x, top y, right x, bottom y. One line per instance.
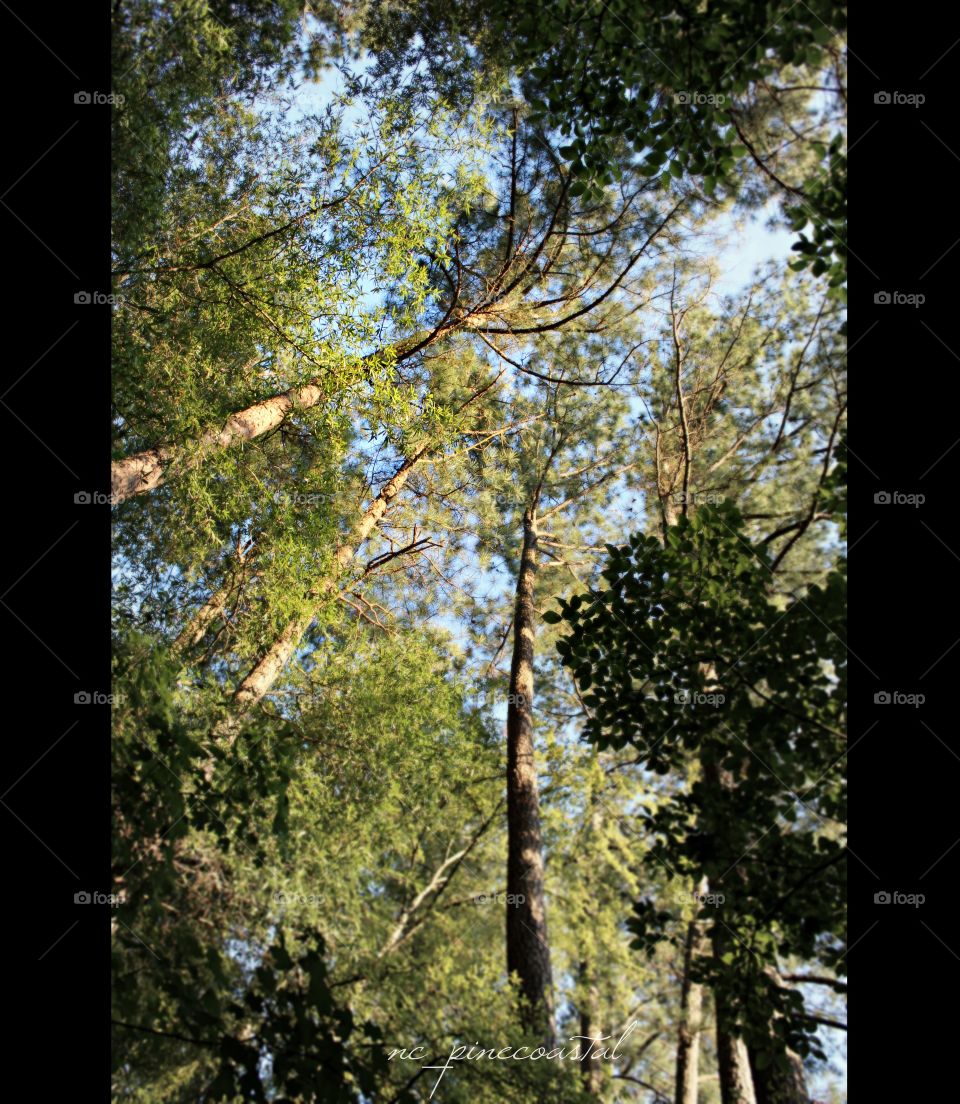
211, 445, 430, 742
505, 510, 555, 1044
173, 588, 230, 654
578, 958, 603, 1095
111, 332, 432, 503
675, 906, 705, 1104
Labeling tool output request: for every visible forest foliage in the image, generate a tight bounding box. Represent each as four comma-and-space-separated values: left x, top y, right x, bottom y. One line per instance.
111, 4, 847, 1102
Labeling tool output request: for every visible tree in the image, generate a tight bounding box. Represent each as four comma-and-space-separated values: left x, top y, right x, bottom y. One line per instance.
552, 504, 846, 1100
350, 0, 847, 284
111, 6, 848, 1100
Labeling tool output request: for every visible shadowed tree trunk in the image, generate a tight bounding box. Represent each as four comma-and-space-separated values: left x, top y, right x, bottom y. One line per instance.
506, 508, 555, 1045
748, 969, 809, 1104
749, 1045, 808, 1104
706, 754, 756, 1104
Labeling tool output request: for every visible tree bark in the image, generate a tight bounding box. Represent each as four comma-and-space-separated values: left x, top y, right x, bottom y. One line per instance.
111, 332, 431, 503
211, 444, 430, 742
505, 510, 555, 1044
748, 968, 809, 1104
578, 958, 603, 1095
674, 910, 705, 1104
704, 755, 756, 1104
715, 1021, 757, 1104
173, 587, 230, 654
748, 1044, 808, 1104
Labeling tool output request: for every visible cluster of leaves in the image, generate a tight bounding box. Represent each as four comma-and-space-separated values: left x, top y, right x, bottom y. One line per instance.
111, 631, 391, 1101
496, 0, 846, 264
787, 138, 847, 290
112, 0, 318, 255
549, 504, 846, 1068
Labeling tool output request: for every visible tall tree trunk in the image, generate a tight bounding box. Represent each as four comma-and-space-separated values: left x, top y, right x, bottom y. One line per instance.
674, 906, 705, 1104
715, 1020, 757, 1104
748, 969, 809, 1104
748, 1045, 808, 1104
578, 958, 603, 1095
706, 755, 756, 1104
111, 331, 432, 503
505, 510, 555, 1044
211, 445, 429, 742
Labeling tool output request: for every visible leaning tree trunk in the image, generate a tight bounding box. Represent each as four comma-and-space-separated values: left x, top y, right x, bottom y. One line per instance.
111, 331, 433, 503
505, 509, 555, 1045
211, 445, 430, 743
